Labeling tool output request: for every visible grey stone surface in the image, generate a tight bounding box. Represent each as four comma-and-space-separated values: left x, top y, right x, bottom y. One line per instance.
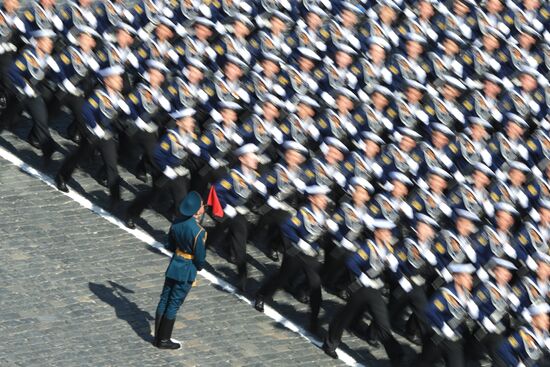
0, 114, 420, 365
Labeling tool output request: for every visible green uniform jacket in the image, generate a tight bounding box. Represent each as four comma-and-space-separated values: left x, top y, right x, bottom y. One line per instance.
165, 217, 206, 283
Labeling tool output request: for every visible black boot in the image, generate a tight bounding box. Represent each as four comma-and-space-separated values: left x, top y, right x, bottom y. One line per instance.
322, 339, 338, 359
153, 313, 162, 347
157, 318, 180, 350
254, 295, 265, 312
55, 174, 69, 193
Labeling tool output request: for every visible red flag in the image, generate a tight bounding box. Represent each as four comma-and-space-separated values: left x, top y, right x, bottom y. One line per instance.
207, 186, 224, 218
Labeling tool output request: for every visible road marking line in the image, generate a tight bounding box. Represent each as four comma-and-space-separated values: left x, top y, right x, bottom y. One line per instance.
0, 145, 361, 366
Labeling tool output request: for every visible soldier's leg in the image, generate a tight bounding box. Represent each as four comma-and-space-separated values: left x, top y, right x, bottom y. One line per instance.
417, 336, 444, 367
23, 95, 56, 157
256, 250, 301, 300
322, 246, 349, 291
300, 254, 322, 328
441, 339, 465, 367
164, 281, 193, 320
169, 175, 189, 212
324, 287, 370, 351
365, 288, 404, 367
64, 94, 85, 141
57, 137, 95, 182
156, 278, 176, 318
228, 215, 249, 288
407, 285, 430, 338
97, 138, 121, 201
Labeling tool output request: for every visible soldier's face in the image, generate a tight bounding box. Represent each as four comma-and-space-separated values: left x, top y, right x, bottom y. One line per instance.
79, 0, 92, 7
518, 33, 535, 48
442, 85, 460, 100
262, 102, 279, 120
379, 6, 396, 23
443, 39, 459, 54
418, 1, 434, 18
374, 228, 392, 244
186, 66, 204, 83
453, 1, 470, 15
341, 10, 358, 26
116, 29, 134, 48
306, 12, 322, 29
37, 37, 54, 55
508, 169, 526, 186
505, 121, 525, 139
483, 80, 501, 97
156, 24, 173, 41
532, 312, 549, 332
365, 140, 381, 158
406, 41, 423, 58
472, 170, 490, 187
195, 201, 205, 218
310, 194, 328, 211
194, 24, 212, 40
298, 57, 315, 72
148, 68, 165, 88
262, 60, 279, 76
539, 207, 550, 225
486, 0, 504, 13
431, 131, 449, 149
177, 116, 195, 133
429, 175, 447, 193
392, 181, 408, 198
297, 103, 315, 118
233, 21, 250, 38
482, 34, 499, 51
285, 149, 305, 168
79, 33, 96, 52
325, 146, 344, 164
105, 74, 123, 92
470, 123, 488, 141
4, 0, 20, 12
221, 108, 237, 123
270, 17, 286, 33
335, 51, 353, 68
352, 186, 370, 206
523, 0, 540, 11
455, 272, 473, 291
492, 266, 513, 284
239, 152, 259, 170
405, 87, 423, 103
519, 74, 537, 92
416, 222, 435, 242
336, 95, 353, 111
495, 210, 514, 230
40, 0, 55, 8
369, 45, 386, 64
537, 261, 549, 280
371, 92, 389, 109
456, 217, 475, 235
224, 63, 243, 80
399, 136, 416, 151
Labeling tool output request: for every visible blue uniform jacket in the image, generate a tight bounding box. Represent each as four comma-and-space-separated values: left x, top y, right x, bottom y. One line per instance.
165, 216, 206, 283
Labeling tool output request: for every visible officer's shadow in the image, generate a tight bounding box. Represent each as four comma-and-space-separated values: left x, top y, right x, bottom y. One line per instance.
89, 281, 154, 343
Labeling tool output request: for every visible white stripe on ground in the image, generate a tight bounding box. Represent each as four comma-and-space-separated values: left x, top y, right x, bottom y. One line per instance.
0, 145, 362, 367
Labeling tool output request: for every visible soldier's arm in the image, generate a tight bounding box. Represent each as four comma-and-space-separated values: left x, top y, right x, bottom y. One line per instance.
193, 229, 207, 271
497, 333, 522, 367
8, 55, 28, 91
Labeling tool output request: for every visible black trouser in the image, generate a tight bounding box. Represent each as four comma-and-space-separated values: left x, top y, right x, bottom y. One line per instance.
126, 171, 189, 220
388, 282, 430, 338
208, 214, 249, 278
57, 92, 86, 137
418, 333, 465, 367
129, 129, 158, 177
325, 286, 404, 367
252, 207, 290, 252
322, 245, 353, 291
57, 133, 121, 200
465, 329, 504, 364
256, 248, 323, 324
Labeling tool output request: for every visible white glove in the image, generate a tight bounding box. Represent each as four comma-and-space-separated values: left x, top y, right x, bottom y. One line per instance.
135, 117, 149, 131
117, 99, 131, 115
503, 243, 517, 259
423, 250, 438, 266
340, 238, 357, 252
91, 124, 105, 139
467, 299, 479, 319
236, 206, 249, 215
325, 219, 338, 233
254, 181, 267, 195
427, 28, 438, 41
399, 277, 413, 293
163, 166, 178, 180
294, 179, 306, 193
23, 84, 36, 97
237, 88, 250, 103
477, 267, 489, 282
482, 317, 497, 333
208, 157, 220, 169
281, 43, 292, 56
187, 142, 201, 157
529, 100, 541, 114
62, 79, 78, 95
333, 171, 346, 187
545, 337, 550, 351
224, 205, 237, 218
137, 28, 149, 42
267, 196, 281, 210
306, 77, 319, 91
127, 53, 139, 69
441, 268, 453, 283
440, 203, 453, 217
508, 293, 520, 310
52, 15, 63, 31
521, 309, 532, 324
464, 245, 477, 262
175, 24, 186, 37
386, 254, 399, 272
441, 323, 455, 339
205, 46, 217, 61
526, 256, 538, 271
272, 84, 285, 97
297, 239, 317, 257
400, 202, 414, 219
489, 58, 501, 71
359, 273, 374, 288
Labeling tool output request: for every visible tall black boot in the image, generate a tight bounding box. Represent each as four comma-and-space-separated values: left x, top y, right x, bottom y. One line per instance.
157, 318, 180, 349
153, 313, 163, 347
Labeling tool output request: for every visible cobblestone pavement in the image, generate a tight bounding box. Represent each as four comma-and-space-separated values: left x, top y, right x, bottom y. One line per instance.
0, 114, 420, 366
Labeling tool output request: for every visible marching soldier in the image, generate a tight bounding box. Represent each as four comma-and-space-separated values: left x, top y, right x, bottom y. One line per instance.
208, 143, 265, 291
55, 65, 130, 206
322, 219, 405, 367
255, 185, 331, 334
417, 262, 480, 367
0, 0, 25, 80
6, 29, 59, 161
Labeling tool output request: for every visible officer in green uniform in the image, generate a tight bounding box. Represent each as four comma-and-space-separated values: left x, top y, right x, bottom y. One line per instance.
154, 191, 207, 350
